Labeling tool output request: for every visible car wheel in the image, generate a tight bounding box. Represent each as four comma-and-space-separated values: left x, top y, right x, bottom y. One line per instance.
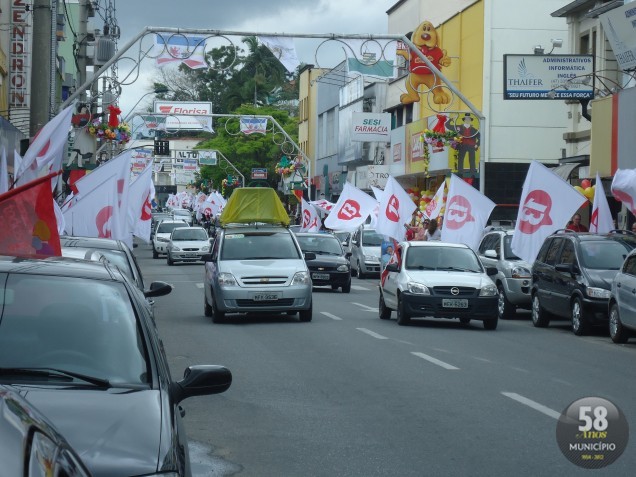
211, 296, 225, 323
483, 316, 498, 330
609, 303, 629, 344
397, 295, 411, 326
531, 294, 550, 328
204, 294, 213, 317
459, 317, 471, 325
379, 292, 391, 320
357, 261, 365, 279
497, 284, 515, 320
571, 296, 590, 336
299, 302, 312, 322
342, 282, 351, 294
152, 248, 159, 259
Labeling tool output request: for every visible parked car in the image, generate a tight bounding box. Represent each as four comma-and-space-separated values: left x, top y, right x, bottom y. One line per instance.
150, 211, 173, 236
378, 241, 499, 329
531, 230, 636, 335
608, 246, 636, 343
171, 208, 194, 225
203, 224, 315, 323
60, 235, 145, 292
167, 226, 211, 265
295, 232, 352, 293
0, 384, 92, 477
477, 229, 532, 319
0, 256, 231, 477
349, 225, 383, 278
152, 219, 189, 258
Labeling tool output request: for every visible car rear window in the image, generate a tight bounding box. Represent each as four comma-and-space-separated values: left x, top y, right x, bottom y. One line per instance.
157, 222, 187, 233
221, 232, 301, 260
579, 241, 632, 270
296, 235, 343, 255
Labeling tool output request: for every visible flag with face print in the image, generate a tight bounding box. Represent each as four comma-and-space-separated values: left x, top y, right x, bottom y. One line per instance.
324, 182, 377, 232
300, 198, 321, 232
375, 176, 416, 241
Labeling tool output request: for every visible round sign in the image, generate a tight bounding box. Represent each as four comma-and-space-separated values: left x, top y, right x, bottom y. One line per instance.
556, 397, 628, 469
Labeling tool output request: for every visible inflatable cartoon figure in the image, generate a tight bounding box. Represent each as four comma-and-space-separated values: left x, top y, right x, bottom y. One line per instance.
398, 20, 451, 105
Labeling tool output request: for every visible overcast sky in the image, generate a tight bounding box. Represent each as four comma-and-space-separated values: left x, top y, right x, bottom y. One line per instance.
108, 0, 397, 115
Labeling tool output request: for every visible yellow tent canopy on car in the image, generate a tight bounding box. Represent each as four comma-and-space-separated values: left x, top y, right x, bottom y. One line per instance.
220, 188, 290, 227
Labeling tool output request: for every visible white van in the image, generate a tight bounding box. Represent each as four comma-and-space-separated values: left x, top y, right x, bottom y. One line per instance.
349, 225, 383, 278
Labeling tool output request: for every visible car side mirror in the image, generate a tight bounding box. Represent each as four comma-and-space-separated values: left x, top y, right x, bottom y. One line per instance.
145, 281, 173, 298
345, 252, 352, 259
486, 266, 498, 276
133, 243, 138, 249
171, 365, 232, 404
386, 263, 399, 272
304, 252, 316, 261
484, 249, 498, 259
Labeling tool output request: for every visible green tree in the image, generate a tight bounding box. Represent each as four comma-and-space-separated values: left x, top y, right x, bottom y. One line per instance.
194, 104, 298, 197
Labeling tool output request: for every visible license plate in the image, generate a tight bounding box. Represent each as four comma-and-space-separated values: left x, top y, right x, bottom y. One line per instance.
253, 293, 279, 301
442, 298, 468, 309
312, 273, 329, 280
185, 253, 199, 257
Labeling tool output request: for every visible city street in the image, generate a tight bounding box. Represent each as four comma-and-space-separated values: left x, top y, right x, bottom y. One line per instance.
137, 241, 636, 477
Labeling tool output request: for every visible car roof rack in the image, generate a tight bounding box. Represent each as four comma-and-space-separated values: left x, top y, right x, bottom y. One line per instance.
608, 229, 636, 236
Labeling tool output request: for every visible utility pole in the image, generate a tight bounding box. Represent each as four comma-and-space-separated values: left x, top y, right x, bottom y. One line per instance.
30, 0, 53, 136
77, 0, 91, 105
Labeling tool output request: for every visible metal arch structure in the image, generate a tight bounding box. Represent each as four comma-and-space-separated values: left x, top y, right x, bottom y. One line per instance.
209, 149, 245, 188
61, 26, 486, 188
125, 111, 305, 185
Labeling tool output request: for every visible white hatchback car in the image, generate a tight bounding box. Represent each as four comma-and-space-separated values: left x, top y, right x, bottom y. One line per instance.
152, 219, 189, 258
379, 241, 499, 329
167, 226, 210, 265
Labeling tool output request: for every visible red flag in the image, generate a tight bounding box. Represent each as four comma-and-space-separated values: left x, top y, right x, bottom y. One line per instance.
0, 172, 62, 257
293, 189, 303, 202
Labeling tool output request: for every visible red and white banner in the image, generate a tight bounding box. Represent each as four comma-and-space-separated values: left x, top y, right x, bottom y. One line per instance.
16, 104, 74, 187
258, 36, 300, 73
511, 161, 587, 263
300, 198, 321, 232
375, 176, 416, 242
424, 180, 445, 219
128, 163, 154, 244
611, 168, 636, 216
154, 33, 207, 69
324, 182, 377, 232
441, 174, 495, 250
590, 172, 614, 233
70, 150, 132, 245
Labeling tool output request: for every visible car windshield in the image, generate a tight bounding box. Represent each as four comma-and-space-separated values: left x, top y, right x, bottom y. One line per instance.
405, 246, 483, 272
296, 235, 343, 255
157, 222, 187, 234
172, 228, 208, 241
362, 230, 383, 246
503, 236, 520, 260
579, 241, 632, 270
0, 275, 149, 386
221, 231, 301, 260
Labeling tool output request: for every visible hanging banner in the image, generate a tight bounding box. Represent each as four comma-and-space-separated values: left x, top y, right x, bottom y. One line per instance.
351, 112, 391, 142
153, 101, 213, 131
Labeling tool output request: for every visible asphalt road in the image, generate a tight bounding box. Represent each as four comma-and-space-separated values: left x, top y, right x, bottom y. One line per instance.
136, 240, 636, 477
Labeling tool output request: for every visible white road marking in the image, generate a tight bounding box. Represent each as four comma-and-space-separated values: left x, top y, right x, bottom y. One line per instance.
357, 328, 388, 340
411, 352, 459, 370
501, 392, 561, 420
352, 302, 378, 312
351, 285, 370, 291
195, 283, 204, 288
473, 357, 492, 363
321, 312, 343, 321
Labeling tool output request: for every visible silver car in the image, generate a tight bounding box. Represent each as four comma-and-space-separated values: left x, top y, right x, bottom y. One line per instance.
203, 225, 314, 322
379, 241, 499, 329
349, 225, 383, 278
608, 247, 636, 343
478, 230, 532, 320
167, 226, 210, 265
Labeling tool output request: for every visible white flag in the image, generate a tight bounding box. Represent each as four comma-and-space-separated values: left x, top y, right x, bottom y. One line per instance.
258, 36, 300, 73
0, 147, 8, 194
63, 179, 120, 239
16, 104, 74, 186
310, 199, 335, 213
424, 181, 445, 219
53, 199, 66, 236
324, 182, 377, 232
375, 176, 416, 242
611, 168, 636, 216
590, 172, 614, 233
73, 150, 132, 245
300, 198, 321, 232
511, 161, 587, 264
128, 163, 153, 243
441, 174, 496, 250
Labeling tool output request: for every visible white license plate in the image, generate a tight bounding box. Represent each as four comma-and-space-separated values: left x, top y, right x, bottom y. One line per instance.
442, 298, 468, 309
253, 293, 280, 301
312, 273, 329, 280
185, 253, 199, 257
